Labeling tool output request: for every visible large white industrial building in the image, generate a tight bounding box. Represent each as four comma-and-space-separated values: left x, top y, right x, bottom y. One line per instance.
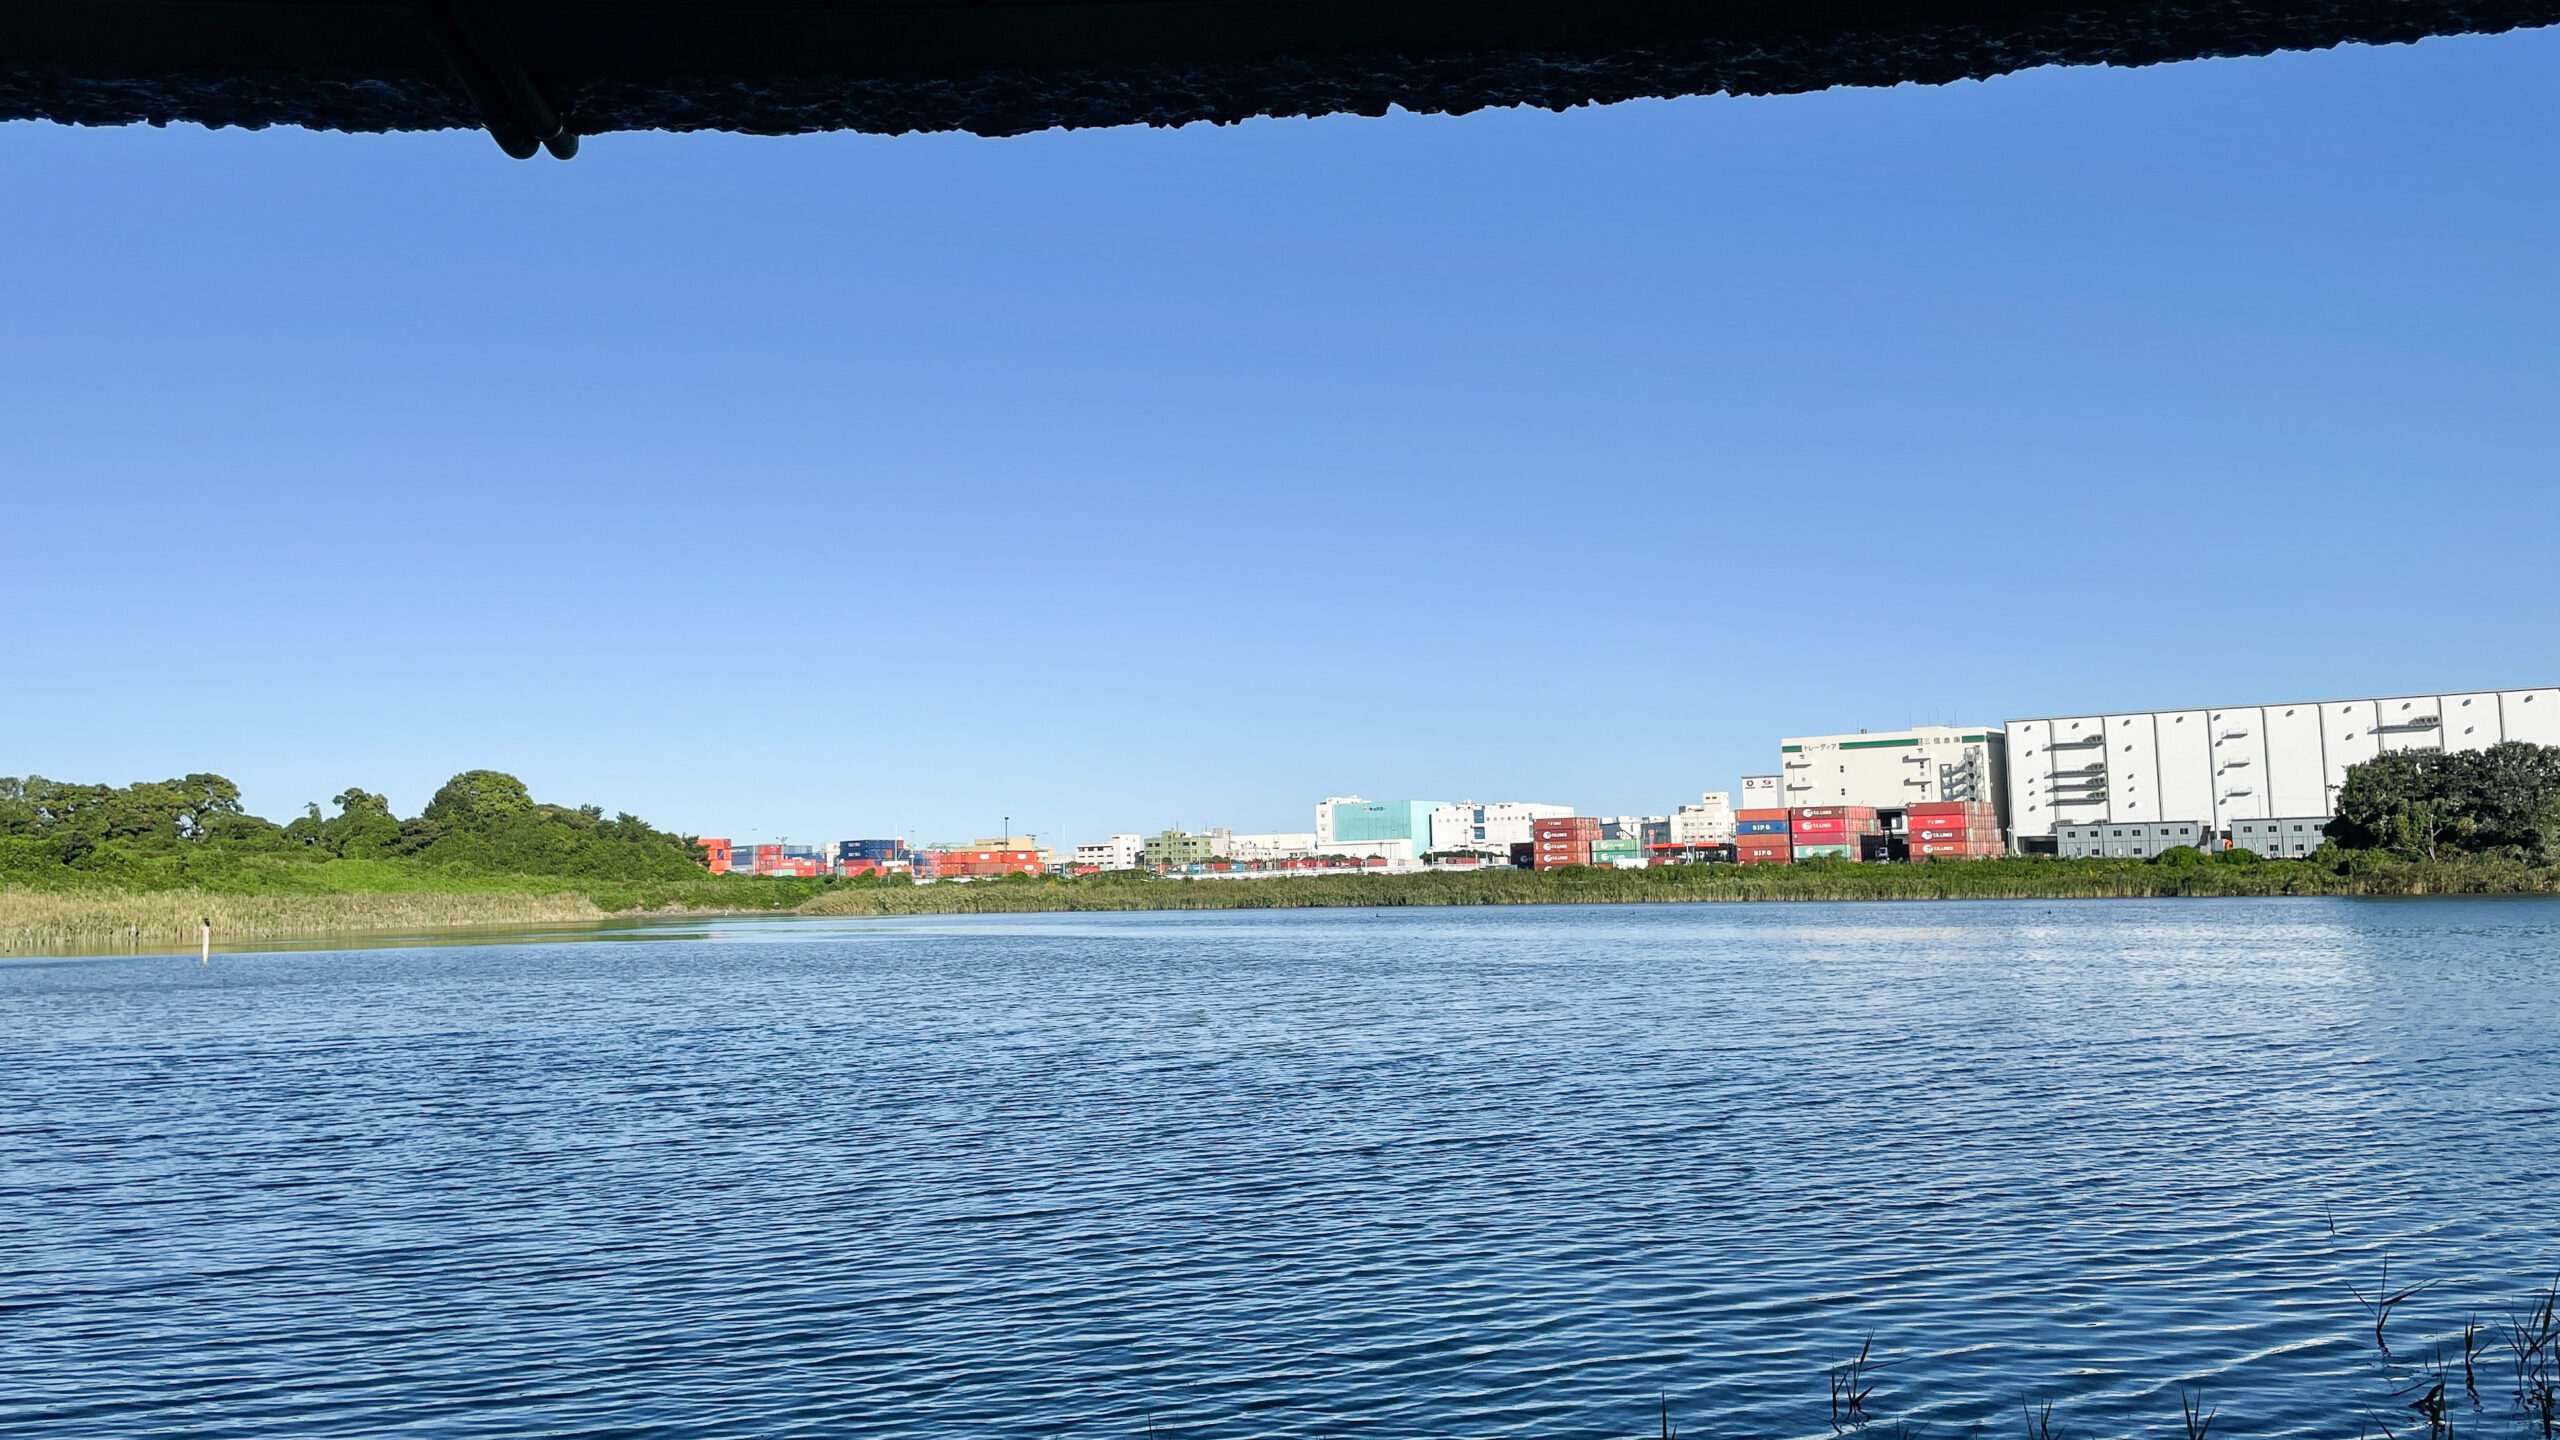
2003, 686, 2560, 847
1778, 726, 2010, 821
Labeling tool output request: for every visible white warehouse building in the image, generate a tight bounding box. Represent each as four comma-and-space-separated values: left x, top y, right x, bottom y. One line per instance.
1428, 800, 1574, 856
1779, 727, 2009, 822
1227, 832, 1318, 862
2003, 686, 2560, 848
1074, 834, 1145, 871
1670, 792, 1735, 846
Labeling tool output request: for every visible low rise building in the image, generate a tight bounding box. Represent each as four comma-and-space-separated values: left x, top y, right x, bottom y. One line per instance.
1227, 832, 1318, 862
1669, 793, 1735, 846
2228, 816, 2331, 859
1074, 834, 1145, 871
1141, 828, 1222, 868
2054, 820, 2209, 860
1427, 800, 1572, 857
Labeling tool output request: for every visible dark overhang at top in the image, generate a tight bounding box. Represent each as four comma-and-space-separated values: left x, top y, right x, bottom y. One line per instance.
6, 0, 2555, 158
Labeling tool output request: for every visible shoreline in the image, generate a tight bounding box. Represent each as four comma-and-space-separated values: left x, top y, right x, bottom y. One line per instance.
9, 856, 2557, 955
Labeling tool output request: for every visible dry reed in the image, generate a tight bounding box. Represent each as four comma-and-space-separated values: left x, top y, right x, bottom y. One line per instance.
0, 886, 607, 953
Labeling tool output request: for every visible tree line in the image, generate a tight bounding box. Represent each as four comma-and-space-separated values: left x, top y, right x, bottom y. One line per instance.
0, 769, 704, 880
5, 743, 2555, 884
2327, 740, 2560, 863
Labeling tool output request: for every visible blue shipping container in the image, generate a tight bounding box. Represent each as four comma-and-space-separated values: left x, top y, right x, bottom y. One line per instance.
1736, 820, 1791, 835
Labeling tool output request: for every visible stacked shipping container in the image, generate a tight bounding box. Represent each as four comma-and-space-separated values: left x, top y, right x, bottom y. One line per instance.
1789, 806, 1878, 862
916, 847, 1046, 880
1532, 815, 1602, 870
1734, 808, 1792, 865
1592, 836, 1643, 868
1905, 800, 2002, 859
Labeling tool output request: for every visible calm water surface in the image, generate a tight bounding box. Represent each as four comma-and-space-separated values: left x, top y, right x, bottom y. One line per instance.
5, 899, 2557, 1438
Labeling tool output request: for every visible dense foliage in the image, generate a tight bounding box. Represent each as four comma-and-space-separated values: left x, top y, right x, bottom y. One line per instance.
2328, 741, 2560, 862
0, 769, 704, 883
0, 773, 255, 857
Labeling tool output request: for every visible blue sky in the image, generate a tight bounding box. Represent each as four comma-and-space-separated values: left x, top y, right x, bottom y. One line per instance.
5, 30, 2556, 846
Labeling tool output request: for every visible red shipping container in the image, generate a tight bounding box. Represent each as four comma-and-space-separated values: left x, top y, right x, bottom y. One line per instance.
1737, 851, 1792, 866
1913, 841, 2001, 857
1910, 826, 1996, 842
1791, 806, 1875, 820
1734, 809, 1790, 823
1906, 801, 1994, 817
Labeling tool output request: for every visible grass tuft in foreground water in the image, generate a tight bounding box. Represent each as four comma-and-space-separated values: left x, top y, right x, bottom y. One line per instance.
1761, 1264, 2560, 1440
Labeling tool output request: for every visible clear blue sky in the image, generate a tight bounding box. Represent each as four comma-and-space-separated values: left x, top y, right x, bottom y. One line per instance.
5, 31, 2555, 846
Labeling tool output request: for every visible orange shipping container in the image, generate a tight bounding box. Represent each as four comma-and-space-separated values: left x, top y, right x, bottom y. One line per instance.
1734, 809, 1789, 823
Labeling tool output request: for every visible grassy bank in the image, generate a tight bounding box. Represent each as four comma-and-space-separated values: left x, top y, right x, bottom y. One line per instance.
10, 852, 2555, 953
799, 851, 2560, 916
0, 855, 834, 952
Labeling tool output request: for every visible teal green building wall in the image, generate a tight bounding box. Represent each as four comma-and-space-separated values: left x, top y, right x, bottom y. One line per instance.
1328, 800, 1446, 845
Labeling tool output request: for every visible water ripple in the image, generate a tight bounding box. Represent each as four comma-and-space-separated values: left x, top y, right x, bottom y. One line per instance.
4, 898, 2558, 1438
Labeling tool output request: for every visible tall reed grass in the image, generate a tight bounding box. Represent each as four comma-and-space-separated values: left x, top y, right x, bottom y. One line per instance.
0, 886, 607, 952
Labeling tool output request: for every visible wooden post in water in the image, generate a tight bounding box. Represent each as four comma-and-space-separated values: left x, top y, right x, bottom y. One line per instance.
200, 917, 211, 966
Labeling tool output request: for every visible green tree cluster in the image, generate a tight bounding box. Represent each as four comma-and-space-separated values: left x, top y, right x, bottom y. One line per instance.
2328, 741, 2560, 862
0, 773, 260, 859
0, 768, 702, 881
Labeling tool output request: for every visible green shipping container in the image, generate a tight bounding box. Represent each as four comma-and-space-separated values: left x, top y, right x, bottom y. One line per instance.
1792, 843, 1854, 861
